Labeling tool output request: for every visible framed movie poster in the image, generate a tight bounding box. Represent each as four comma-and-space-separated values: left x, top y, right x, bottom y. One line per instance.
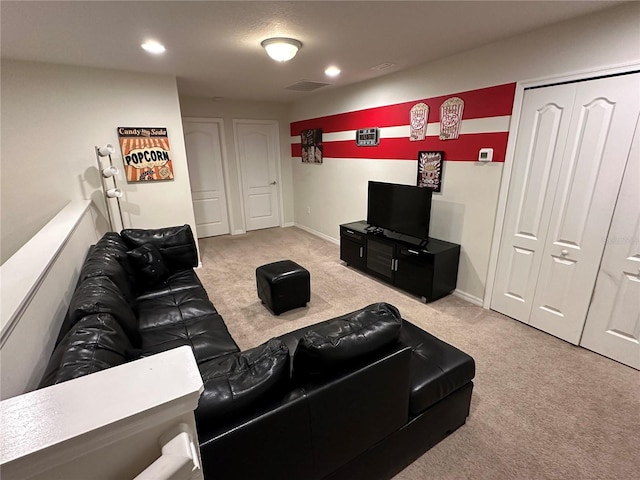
118, 127, 174, 182
417, 151, 444, 192
301, 128, 323, 164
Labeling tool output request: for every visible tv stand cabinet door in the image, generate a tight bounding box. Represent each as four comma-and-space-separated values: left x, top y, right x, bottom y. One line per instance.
340, 226, 366, 269
341, 237, 365, 269
395, 247, 435, 300
366, 238, 395, 281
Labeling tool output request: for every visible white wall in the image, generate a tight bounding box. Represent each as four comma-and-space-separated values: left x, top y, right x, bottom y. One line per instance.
0, 60, 197, 263
178, 97, 294, 233
289, 3, 640, 302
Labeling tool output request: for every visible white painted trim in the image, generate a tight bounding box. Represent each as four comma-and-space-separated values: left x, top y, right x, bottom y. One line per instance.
231, 229, 246, 235
233, 119, 248, 233
453, 289, 483, 306
0, 200, 91, 346
514, 60, 640, 90
483, 84, 525, 309
182, 117, 234, 236
282, 222, 295, 228
483, 62, 640, 310
0, 346, 203, 480
294, 223, 339, 245
232, 119, 283, 231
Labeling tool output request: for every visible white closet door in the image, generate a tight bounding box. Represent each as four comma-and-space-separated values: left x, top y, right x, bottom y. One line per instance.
580, 123, 640, 369
491, 84, 576, 323
183, 120, 230, 238
529, 74, 640, 344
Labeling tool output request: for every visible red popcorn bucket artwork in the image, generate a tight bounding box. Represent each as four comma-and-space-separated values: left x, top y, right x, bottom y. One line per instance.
439, 97, 464, 140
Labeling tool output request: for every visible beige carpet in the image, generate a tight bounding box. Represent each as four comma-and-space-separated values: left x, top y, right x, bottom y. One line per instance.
197, 226, 639, 480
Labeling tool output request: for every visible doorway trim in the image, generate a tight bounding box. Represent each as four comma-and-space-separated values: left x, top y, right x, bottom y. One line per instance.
232, 119, 284, 232
483, 61, 640, 309
182, 117, 235, 236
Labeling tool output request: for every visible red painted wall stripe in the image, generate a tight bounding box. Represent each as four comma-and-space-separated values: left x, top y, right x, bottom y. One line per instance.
290, 83, 516, 136
291, 132, 509, 162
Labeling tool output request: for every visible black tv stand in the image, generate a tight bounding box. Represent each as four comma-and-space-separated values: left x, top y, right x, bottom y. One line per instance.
340, 221, 460, 303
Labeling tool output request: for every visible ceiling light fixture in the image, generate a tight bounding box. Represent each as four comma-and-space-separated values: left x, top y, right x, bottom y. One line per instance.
141, 41, 166, 54
261, 37, 302, 62
325, 66, 341, 77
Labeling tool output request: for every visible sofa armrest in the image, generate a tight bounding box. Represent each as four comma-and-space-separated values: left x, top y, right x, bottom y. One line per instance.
121, 225, 198, 271
302, 346, 412, 479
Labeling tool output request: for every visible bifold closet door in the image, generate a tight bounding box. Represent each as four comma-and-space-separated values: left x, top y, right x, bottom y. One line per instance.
580, 124, 640, 369
491, 84, 576, 324
528, 74, 640, 344
492, 73, 640, 344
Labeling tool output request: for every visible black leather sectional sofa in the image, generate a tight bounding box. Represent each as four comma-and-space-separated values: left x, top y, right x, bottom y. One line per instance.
39, 225, 476, 480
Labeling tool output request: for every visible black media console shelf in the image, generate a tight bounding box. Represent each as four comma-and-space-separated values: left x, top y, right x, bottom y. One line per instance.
340, 221, 461, 303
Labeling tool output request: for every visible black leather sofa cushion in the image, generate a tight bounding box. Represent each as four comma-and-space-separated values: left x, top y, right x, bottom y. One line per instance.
79, 252, 137, 306
127, 242, 171, 287
135, 269, 207, 301
92, 232, 137, 283
399, 321, 476, 416
292, 302, 402, 378
137, 287, 217, 330
68, 276, 141, 347
39, 313, 133, 388
121, 224, 198, 271
141, 313, 240, 364
196, 338, 290, 434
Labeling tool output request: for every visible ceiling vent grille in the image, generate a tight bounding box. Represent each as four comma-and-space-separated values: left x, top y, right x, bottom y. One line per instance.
371, 62, 396, 71
285, 81, 331, 92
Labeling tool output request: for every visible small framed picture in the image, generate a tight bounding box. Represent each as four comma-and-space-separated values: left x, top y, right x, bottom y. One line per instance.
417, 151, 444, 192
301, 128, 323, 164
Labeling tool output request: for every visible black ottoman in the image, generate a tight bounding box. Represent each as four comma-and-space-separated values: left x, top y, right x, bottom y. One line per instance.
256, 260, 310, 315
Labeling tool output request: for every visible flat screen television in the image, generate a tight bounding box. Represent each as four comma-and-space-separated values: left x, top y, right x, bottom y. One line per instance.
367, 181, 432, 240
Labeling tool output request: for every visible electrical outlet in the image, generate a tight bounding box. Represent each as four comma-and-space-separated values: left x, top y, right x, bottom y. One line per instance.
306, 206, 311, 214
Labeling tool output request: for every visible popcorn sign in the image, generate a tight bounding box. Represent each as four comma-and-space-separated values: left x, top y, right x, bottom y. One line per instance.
118, 127, 175, 182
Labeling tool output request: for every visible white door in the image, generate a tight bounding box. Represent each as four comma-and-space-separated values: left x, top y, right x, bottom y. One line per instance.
492, 73, 640, 344
491, 84, 576, 322
234, 121, 281, 231
183, 119, 230, 238
580, 124, 640, 369
528, 74, 640, 343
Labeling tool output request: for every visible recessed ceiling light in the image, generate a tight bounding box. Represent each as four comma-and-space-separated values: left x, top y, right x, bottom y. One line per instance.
141, 41, 166, 54
325, 66, 341, 77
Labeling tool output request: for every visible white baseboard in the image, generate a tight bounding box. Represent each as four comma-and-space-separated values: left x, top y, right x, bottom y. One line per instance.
282, 222, 295, 228
231, 229, 245, 235
293, 223, 339, 245
453, 289, 484, 306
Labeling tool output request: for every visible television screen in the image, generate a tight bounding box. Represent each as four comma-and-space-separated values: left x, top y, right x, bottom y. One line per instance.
367, 181, 432, 239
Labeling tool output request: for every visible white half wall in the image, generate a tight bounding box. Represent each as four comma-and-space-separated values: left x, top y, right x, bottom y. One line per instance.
1, 60, 197, 263
1, 346, 204, 480
0, 200, 102, 399
289, 3, 640, 301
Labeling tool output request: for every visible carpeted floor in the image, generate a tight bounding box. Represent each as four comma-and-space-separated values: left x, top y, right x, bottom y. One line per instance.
197, 226, 639, 480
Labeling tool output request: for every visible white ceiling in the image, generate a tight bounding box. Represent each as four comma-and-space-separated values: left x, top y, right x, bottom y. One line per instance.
0, 1, 626, 103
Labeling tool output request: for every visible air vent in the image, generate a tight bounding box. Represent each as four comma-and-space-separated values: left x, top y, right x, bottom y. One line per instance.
285, 81, 331, 92
371, 62, 396, 71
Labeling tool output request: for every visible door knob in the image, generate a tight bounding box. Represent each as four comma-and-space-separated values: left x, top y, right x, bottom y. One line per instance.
561, 249, 569, 256
270, 181, 277, 185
